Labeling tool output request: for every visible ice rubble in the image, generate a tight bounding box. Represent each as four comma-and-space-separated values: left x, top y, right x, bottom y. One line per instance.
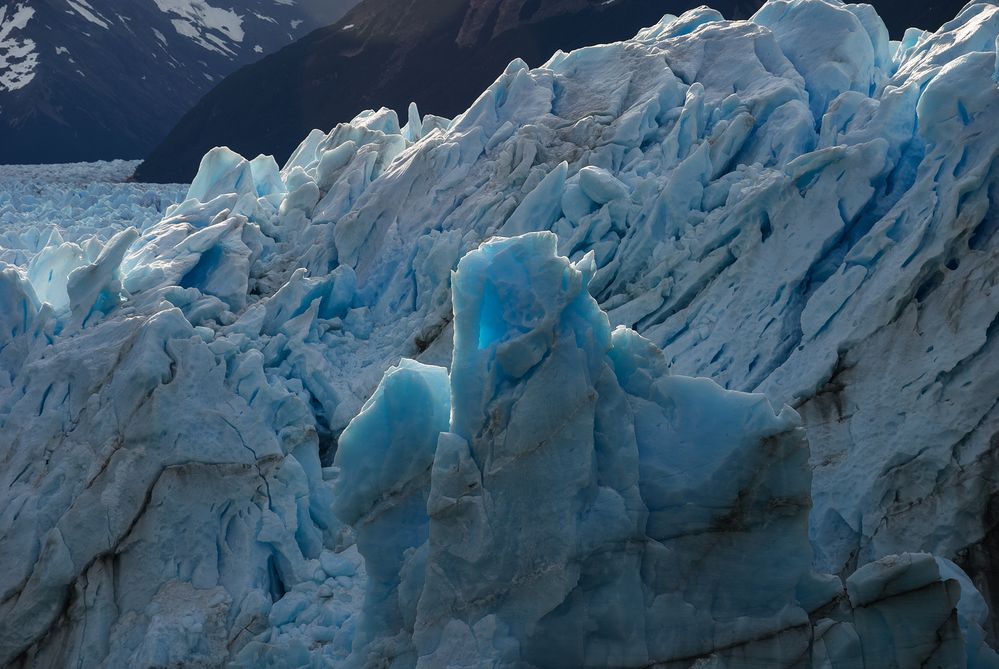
0, 0, 998, 666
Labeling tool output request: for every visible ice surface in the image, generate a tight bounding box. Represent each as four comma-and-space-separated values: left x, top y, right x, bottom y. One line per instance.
1, 1, 997, 666
350, 232, 829, 668
337, 233, 992, 668
0, 161, 186, 269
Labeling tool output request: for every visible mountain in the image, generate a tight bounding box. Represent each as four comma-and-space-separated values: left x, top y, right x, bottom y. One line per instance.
134, 0, 972, 184
1, 2, 997, 666
0, 0, 361, 165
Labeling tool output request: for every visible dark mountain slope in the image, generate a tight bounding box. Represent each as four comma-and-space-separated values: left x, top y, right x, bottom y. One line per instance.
0, 0, 361, 165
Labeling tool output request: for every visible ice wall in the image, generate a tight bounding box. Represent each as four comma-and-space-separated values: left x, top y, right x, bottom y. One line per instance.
0, 0, 997, 666
334, 232, 994, 668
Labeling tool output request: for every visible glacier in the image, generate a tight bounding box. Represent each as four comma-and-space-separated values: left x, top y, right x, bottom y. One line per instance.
331, 231, 990, 669
0, 0, 998, 667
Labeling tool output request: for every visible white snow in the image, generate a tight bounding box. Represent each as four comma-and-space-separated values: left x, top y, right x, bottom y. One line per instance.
154, 0, 245, 56
65, 0, 111, 29
0, 2, 38, 92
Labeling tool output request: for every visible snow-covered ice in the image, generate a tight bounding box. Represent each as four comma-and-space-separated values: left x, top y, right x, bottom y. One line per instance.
1, 1, 997, 667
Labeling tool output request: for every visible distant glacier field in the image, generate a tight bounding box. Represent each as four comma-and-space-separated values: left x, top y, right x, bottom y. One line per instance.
0, 161, 187, 268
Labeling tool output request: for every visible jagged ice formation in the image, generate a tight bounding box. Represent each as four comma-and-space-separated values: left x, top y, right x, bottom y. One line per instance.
0, 1, 998, 666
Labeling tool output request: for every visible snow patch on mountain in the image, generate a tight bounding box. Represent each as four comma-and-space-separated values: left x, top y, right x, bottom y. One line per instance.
153, 0, 245, 56
65, 0, 111, 29
0, 2, 37, 91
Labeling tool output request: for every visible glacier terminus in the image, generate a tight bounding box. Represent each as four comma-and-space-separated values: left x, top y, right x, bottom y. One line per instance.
0, 1, 998, 667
